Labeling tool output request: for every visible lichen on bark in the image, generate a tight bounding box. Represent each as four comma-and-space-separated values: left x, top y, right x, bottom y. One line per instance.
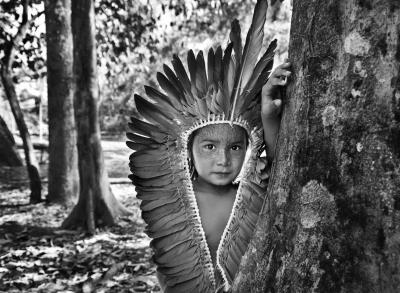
233, 1, 400, 292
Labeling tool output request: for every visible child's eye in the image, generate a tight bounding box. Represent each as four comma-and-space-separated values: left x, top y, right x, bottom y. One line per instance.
231, 145, 242, 151
204, 144, 215, 150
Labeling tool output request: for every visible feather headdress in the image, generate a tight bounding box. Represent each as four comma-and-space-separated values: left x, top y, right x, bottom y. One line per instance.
127, 0, 275, 291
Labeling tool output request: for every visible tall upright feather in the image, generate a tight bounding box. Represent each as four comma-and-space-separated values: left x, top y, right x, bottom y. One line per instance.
187, 50, 201, 99
221, 43, 234, 113
242, 39, 276, 92
171, 54, 194, 104
214, 46, 223, 88
229, 0, 268, 122
195, 51, 207, 98
230, 19, 242, 63
207, 48, 215, 90
235, 39, 276, 112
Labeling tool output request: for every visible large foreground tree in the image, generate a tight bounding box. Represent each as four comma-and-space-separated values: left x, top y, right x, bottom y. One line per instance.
62, 0, 128, 233
234, 0, 400, 291
45, 0, 78, 204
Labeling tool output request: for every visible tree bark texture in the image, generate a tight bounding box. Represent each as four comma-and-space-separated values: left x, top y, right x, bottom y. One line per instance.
0, 115, 23, 166
62, 0, 127, 233
233, 0, 400, 292
0, 0, 41, 203
45, 0, 79, 204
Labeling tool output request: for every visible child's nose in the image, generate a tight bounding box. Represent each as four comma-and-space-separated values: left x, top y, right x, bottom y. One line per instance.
217, 149, 230, 166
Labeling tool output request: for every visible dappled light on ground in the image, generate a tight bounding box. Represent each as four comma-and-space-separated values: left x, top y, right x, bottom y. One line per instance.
0, 184, 160, 293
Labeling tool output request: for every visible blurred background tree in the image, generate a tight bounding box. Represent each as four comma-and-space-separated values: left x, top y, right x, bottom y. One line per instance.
0, 0, 44, 203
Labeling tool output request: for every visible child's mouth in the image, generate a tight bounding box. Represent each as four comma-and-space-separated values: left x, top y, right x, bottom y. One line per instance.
213, 172, 231, 176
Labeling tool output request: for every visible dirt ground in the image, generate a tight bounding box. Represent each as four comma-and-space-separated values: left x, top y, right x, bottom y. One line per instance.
0, 140, 161, 293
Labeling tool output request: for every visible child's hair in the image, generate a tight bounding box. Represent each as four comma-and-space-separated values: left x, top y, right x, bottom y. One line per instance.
186, 124, 249, 180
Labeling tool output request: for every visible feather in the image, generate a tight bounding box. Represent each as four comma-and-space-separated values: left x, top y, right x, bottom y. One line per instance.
221, 43, 234, 114
126, 141, 159, 151
142, 200, 182, 221
214, 46, 223, 87
140, 196, 181, 212
126, 132, 158, 145
153, 235, 191, 255
163, 64, 189, 105
229, 0, 268, 121
207, 48, 215, 90
147, 221, 187, 238
157, 72, 183, 108
129, 149, 171, 165
209, 86, 223, 114
230, 19, 242, 63
130, 173, 176, 188
157, 254, 196, 275
134, 94, 176, 129
194, 98, 208, 117
167, 265, 203, 287
165, 279, 202, 293
130, 163, 172, 178
136, 188, 178, 200
221, 42, 233, 83
130, 162, 172, 177
239, 39, 276, 110
225, 58, 236, 103
247, 39, 276, 89
187, 50, 199, 98
187, 50, 197, 88
150, 210, 185, 231
171, 54, 194, 104
237, 60, 273, 112
144, 86, 178, 111
195, 51, 207, 98
128, 117, 169, 143
156, 241, 196, 265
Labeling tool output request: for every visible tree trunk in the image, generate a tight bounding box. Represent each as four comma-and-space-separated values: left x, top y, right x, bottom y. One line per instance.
0, 114, 23, 166
62, 0, 128, 234
233, 0, 400, 292
267, 0, 284, 22
45, 0, 79, 205
0, 0, 41, 203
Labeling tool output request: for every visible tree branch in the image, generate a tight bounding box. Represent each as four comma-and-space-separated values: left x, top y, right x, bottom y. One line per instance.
3, 0, 31, 72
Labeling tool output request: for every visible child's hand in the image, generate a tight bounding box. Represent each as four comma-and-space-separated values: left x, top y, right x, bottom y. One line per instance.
262, 60, 291, 120
261, 60, 291, 159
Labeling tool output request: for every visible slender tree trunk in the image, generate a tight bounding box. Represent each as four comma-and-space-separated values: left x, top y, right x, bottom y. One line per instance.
267, 0, 284, 22
45, 0, 78, 205
62, 0, 128, 234
0, 0, 41, 203
0, 115, 23, 166
233, 0, 400, 292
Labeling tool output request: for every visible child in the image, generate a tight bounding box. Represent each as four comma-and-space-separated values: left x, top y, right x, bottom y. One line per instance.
189, 61, 291, 269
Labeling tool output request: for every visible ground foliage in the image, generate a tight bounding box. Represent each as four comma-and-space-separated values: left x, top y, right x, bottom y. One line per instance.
0, 184, 160, 293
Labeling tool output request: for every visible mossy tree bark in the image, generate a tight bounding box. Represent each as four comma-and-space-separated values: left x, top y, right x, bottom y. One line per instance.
0, 0, 41, 203
233, 0, 400, 292
62, 0, 128, 234
45, 0, 79, 205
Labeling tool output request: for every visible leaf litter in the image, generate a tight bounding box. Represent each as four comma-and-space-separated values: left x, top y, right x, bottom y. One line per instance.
0, 183, 160, 293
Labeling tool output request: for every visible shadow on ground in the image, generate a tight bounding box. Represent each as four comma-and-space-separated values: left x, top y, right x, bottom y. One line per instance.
0, 184, 159, 293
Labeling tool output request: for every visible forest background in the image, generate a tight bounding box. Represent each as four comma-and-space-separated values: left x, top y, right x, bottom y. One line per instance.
0, 0, 291, 292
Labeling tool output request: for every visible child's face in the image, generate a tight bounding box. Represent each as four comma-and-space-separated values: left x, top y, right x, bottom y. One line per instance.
191, 124, 247, 186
